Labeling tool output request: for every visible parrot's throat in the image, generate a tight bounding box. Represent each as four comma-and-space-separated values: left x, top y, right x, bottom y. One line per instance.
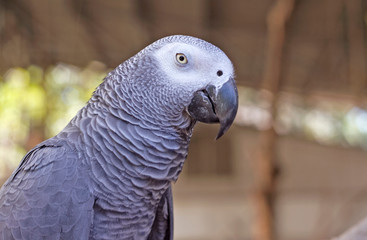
70, 104, 191, 192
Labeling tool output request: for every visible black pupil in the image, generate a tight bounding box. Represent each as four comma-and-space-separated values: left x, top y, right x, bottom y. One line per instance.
179, 56, 185, 62
217, 70, 223, 76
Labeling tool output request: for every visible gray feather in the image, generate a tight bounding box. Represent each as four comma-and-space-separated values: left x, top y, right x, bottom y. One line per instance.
0, 140, 94, 240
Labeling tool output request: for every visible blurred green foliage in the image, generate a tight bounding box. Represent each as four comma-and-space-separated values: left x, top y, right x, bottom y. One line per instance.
0, 62, 107, 180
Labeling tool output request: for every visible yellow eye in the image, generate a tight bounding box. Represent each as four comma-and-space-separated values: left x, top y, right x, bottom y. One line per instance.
176, 53, 188, 64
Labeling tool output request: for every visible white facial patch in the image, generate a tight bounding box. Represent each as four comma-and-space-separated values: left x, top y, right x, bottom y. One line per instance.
153, 42, 234, 90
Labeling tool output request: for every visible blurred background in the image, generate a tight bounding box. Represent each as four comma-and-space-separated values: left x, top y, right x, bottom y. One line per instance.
1, 0, 367, 239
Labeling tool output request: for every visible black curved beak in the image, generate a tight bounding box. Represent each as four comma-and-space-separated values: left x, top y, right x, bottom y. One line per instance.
188, 77, 238, 139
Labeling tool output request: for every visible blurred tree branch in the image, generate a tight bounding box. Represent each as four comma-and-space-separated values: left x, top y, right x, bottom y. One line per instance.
252, 0, 294, 240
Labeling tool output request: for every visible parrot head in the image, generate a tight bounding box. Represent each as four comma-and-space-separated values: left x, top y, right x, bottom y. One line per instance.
151, 35, 238, 139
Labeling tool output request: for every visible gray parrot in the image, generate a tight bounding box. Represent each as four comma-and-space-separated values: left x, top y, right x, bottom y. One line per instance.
0, 35, 238, 239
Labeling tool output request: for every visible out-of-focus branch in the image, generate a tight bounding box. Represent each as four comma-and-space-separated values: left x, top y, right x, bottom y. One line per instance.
252, 1, 294, 240
263, 0, 294, 92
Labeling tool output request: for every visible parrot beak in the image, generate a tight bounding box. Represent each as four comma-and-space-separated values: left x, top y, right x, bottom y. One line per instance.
188, 77, 238, 139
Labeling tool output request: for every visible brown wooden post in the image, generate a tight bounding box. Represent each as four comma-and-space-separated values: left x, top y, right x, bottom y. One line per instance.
252, 0, 294, 240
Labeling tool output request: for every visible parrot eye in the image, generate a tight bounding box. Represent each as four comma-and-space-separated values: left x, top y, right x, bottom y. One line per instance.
176, 53, 188, 64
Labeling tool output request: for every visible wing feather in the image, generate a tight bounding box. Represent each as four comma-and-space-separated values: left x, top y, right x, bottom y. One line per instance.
0, 140, 94, 240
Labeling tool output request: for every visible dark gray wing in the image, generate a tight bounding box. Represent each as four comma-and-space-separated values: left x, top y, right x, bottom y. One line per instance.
148, 184, 174, 240
0, 140, 94, 240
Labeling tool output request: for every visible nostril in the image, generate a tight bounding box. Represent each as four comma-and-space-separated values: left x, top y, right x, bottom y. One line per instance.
217, 70, 223, 77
